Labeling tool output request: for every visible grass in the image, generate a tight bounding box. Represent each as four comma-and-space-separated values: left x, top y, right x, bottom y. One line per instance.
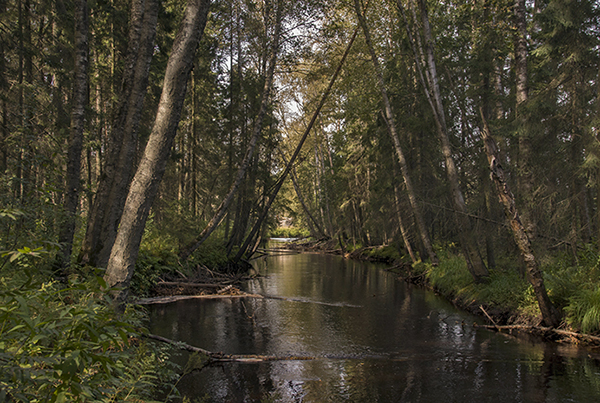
420, 245, 600, 334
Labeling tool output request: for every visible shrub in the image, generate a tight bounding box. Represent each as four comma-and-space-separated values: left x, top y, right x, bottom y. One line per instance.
267, 227, 310, 239
0, 269, 179, 402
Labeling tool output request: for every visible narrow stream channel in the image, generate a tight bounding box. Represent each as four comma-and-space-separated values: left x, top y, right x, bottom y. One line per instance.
149, 251, 600, 402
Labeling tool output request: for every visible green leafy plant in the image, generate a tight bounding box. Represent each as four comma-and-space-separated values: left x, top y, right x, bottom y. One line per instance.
0, 270, 179, 402
565, 288, 600, 334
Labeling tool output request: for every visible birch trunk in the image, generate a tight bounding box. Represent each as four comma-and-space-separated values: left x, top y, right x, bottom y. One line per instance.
479, 109, 560, 327
514, 0, 535, 238
355, 0, 438, 264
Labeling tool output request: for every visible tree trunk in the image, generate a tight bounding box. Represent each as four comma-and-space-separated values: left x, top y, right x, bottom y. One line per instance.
393, 164, 417, 263
104, 0, 211, 307
355, 0, 438, 264
79, 0, 159, 268
56, 0, 88, 270
479, 108, 560, 327
179, 0, 284, 262
514, 0, 535, 238
279, 148, 326, 238
233, 26, 360, 262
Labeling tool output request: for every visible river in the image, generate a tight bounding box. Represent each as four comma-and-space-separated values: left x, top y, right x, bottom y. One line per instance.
149, 250, 600, 402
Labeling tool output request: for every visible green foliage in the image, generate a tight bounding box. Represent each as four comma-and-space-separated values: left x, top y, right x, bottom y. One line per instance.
0, 269, 179, 402
426, 250, 539, 316
427, 252, 474, 301
365, 245, 402, 263
267, 226, 310, 239
565, 288, 600, 334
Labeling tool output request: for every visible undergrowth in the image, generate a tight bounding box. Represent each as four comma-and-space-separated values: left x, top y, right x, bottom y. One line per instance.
0, 268, 180, 402
268, 226, 310, 239
420, 245, 600, 334
0, 214, 181, 402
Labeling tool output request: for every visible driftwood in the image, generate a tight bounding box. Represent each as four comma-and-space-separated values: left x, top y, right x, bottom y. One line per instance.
474, 323, 600, 345
136, 291, 362, 308
156, 281, 223, 288
135, 292, 265, 305
145, 333, 315, 363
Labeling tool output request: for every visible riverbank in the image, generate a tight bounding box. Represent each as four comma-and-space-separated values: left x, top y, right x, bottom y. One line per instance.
275, 238, 600, 349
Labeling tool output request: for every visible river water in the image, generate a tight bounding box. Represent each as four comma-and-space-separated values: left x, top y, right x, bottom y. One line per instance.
149, 251, 600, 402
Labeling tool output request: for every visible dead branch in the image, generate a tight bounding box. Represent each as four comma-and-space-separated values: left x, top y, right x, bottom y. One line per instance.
135, 292, 265, 305
145, 333, 316, 363
474, 324, 600, 345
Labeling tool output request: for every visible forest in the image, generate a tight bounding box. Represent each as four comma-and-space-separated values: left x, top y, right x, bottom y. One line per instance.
1, 0, 600, 400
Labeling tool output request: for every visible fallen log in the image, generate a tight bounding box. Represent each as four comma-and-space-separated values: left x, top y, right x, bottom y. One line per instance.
156, 281, 223, 288
135, 292, 265, 305
474, 324, 600, 345
145, 333, 316, 363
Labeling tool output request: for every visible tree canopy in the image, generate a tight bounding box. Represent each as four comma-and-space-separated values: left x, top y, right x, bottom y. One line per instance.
0, 0, 599, 320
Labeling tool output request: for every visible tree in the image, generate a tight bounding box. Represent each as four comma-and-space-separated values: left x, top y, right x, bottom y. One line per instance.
354, 0, 438, 263
79, 0, 160, 268
480, 108, 560, 327
104, 0, 211, 306
56, 0, 88, 270
179, 0, 284, 262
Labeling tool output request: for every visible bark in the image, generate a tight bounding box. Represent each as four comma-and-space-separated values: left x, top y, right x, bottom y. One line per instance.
232, 27, 360, 262
399, 0, 487, 278
393, 165, 417, 263
355, 0, 438, 264
179, 0, 284, 262
56, 0, 88, 269
104, 0, 211, 307
479, 108, 560, 327
0, 0, 6, 174
514, 0, 535, 237
79, 0, 159, 268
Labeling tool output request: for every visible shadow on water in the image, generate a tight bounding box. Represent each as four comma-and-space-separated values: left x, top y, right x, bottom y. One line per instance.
149, 253, 600, 402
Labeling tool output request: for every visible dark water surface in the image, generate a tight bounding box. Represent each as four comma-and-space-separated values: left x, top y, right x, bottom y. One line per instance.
149, 252, 600, 402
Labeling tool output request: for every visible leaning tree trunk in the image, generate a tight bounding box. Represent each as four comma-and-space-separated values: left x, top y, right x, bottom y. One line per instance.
514, 0, 536, 238
479, 108, 560, 327
355, 0, 438, 264
393, 164, 417, 263
178, 0, 284, 262
104, 0, 211, 308
278, 148, 326, 238
56, 0, 88, 270
79, 0, 159, 268
233, 26, 360, 262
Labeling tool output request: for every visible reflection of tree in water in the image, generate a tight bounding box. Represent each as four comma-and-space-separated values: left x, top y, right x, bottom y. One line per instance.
149, 254, 600, 402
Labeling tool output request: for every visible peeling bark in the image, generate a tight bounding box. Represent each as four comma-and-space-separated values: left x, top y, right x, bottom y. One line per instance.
479, 108, 560, 327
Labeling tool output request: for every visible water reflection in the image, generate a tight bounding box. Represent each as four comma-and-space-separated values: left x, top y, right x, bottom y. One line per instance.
149, 253, 600, 402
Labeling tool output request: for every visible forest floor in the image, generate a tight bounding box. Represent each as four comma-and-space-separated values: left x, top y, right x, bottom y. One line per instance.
273, 238, 600, 350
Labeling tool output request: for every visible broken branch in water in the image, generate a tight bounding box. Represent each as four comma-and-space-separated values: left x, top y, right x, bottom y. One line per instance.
134, 292, 265, 305
144, 333, 315, 363
474, 324, 600, 345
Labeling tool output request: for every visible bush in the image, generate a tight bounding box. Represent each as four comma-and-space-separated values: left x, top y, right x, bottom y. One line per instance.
267, 227, 310, 239
0, 268, 179, 402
